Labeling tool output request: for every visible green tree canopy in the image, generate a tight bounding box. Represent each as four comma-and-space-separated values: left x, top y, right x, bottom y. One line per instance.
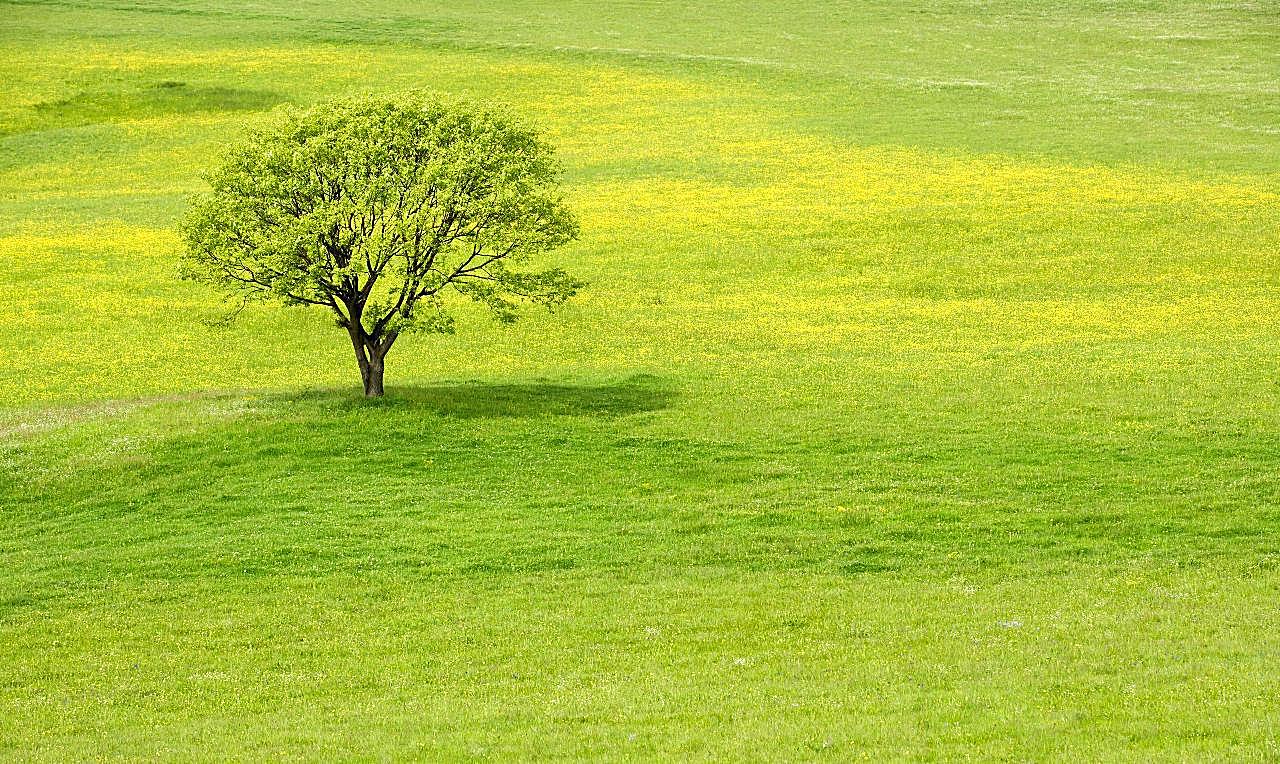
181, 92, 581, 396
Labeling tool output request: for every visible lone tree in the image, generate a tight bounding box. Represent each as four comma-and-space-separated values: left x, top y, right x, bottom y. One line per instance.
181, 92, 581, 396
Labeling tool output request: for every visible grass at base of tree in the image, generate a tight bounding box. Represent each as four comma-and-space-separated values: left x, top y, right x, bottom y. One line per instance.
4, 385, 1278, 759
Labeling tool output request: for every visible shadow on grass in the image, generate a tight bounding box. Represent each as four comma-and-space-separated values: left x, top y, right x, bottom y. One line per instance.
8, 81, 287, 137
273, 374, 677, 418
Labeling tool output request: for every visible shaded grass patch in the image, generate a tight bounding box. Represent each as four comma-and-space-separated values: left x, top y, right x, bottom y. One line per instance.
272, 373, 677, 418
7, 81, 286, 136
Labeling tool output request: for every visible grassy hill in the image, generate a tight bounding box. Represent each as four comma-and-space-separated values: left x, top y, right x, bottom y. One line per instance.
2, 1, 1278, 759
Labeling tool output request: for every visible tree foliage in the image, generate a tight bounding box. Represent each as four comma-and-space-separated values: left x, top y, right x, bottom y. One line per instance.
181, 92, 581, 395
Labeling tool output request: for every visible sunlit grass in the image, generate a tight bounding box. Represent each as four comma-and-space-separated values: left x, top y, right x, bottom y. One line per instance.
3, 129, 1276, 404
2, 1, 1279, 759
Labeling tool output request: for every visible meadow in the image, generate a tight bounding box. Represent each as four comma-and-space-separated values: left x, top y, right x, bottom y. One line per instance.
2, 1, 1279, 759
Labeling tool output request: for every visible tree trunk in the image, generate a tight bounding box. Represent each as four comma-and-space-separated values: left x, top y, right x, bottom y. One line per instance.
363, 351, 385, 397
345, 309, 393, 397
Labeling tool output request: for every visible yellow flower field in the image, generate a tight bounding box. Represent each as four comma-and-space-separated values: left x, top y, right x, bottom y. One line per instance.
2, 2, 1279, 759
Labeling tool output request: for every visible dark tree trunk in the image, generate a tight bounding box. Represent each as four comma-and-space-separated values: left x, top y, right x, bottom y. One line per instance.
345, 314, 382, 397
347, 313, 394, 397
342, 290, 396, 398
363, 351, 386, 397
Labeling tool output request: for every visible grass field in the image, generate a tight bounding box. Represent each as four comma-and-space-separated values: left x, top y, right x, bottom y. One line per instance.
2, 1, 1280, 759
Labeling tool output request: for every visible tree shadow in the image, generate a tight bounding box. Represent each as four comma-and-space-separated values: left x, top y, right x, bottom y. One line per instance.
274, 374, 677, 418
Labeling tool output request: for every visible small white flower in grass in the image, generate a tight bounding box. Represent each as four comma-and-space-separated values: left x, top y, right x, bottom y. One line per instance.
733, 657, 749, 666
998, 619, 1023, 629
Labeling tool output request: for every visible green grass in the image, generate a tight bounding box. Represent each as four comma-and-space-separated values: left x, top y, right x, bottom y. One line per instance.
2, 0, 1280, 759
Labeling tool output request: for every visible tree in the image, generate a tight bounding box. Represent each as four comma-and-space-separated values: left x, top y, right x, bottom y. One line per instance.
181, 92, 581, 397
